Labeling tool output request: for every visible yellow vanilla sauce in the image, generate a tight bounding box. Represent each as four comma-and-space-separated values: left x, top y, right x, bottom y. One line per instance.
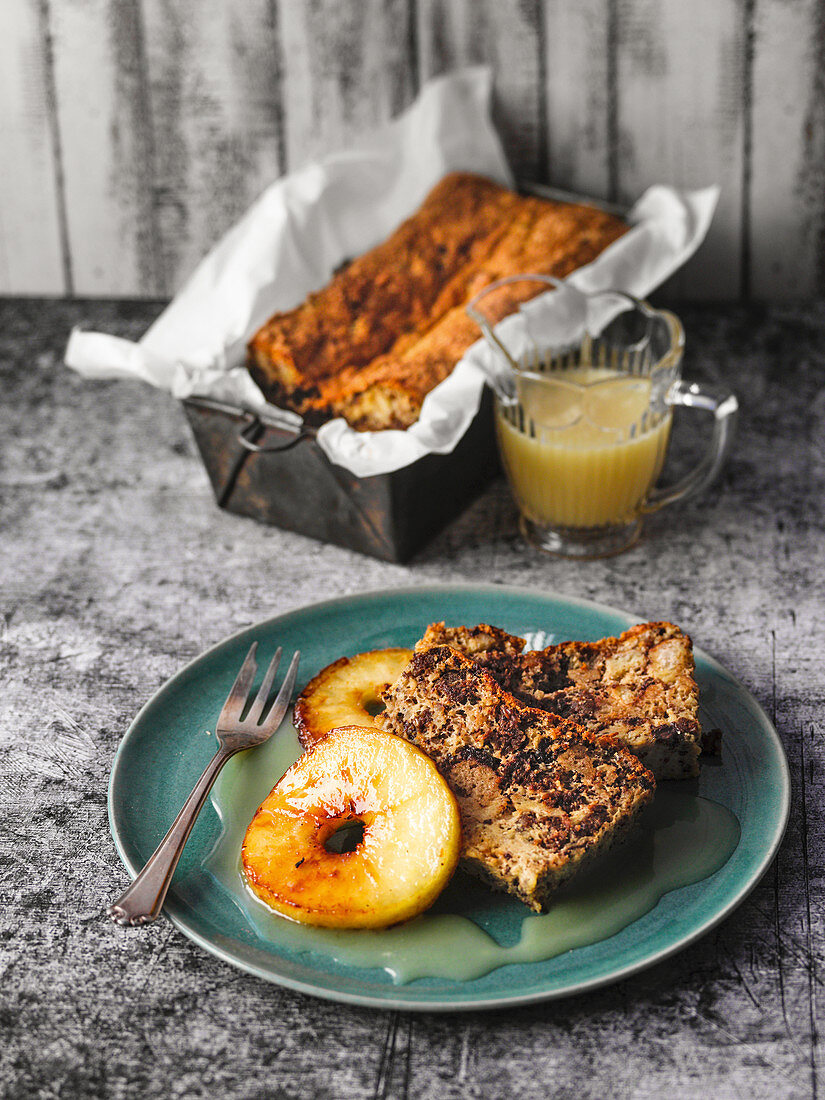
496, 367, 672, 528
204, 723, 739, 985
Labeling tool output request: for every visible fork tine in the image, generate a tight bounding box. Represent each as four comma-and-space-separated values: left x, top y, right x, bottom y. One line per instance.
245, 646, 282, 725
260, 650, 300, 732
219, 641, 258, 724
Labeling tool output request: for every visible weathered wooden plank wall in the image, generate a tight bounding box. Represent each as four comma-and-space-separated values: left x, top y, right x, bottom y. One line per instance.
417, 0, 545, 181
141, 0, 285, 294
543, 0, 612, 201
750, 0, 825, 298
614, 0, 747, 299
279, 0, 417, 169
1, 0, 824, 300
49, 0, 158, 295
0, 0, 67, 294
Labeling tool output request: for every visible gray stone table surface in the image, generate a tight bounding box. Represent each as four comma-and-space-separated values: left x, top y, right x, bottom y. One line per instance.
1, 298, 824, 1100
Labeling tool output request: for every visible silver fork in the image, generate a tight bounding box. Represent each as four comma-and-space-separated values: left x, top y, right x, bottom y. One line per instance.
107, 642, 300, 926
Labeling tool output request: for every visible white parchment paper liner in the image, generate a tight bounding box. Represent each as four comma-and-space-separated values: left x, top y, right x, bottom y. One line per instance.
65, 67, 717, 478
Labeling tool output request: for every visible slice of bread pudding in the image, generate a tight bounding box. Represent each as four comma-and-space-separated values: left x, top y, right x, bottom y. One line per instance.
381, 646, 654, 912
417, 621, 701, 780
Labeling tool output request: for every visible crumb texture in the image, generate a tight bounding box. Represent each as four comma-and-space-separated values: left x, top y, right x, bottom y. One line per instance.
382, 646, 654, 911
421, 621, 702, 780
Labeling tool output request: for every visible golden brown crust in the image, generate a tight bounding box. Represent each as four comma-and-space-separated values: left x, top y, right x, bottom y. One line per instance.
248, 173, 520, 419
381, 645, 654, 911
420, 620, 702, 780
416, 621, 526, 659
248, 171, 628, 431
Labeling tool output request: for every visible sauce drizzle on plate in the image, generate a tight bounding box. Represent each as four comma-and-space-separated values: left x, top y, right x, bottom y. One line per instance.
205, 724, 739, 985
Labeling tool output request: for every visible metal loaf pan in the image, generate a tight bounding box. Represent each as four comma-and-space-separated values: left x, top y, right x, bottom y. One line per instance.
182, 183, 627, 562
182, 391, 499, 563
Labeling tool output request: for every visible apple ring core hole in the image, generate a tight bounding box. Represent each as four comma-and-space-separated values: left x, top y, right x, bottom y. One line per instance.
324, 819, 367, 854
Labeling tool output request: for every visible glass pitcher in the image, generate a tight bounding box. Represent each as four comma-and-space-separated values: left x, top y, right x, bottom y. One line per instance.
466, 276, 738, 559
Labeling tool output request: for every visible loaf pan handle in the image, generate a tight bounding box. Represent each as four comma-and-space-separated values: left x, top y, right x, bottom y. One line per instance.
217, 412, 311, 508
237, 414, 312, 454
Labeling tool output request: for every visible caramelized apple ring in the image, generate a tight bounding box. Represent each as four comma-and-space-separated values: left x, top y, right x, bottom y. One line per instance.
294, 648, 413, 749
241, 726, 461, 928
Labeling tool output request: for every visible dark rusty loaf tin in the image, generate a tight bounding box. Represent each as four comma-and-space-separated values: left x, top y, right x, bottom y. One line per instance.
181, 184, 626, 562
182, 391, 499, 563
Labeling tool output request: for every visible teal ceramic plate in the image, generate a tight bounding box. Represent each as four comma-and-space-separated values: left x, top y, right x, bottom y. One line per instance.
108, 585, 790, 1011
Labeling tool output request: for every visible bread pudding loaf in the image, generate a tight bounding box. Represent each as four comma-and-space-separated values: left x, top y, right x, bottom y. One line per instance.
418, 621, 702, 780
381, 645, 654, 911
248, 172, 627, 431
248, 174, 520, 422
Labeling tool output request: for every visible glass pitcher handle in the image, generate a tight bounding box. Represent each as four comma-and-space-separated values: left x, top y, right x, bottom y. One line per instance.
643, 380, 739, 514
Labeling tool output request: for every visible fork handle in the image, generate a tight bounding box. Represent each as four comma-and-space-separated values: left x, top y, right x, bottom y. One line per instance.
107, 745, 235, 926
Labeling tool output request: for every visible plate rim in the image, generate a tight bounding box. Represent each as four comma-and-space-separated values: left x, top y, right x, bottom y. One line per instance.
108, 582, 791, 1012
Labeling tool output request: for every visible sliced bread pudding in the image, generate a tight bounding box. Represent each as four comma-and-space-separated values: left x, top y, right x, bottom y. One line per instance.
417, 621, 701, 780
381, 645, 655, 911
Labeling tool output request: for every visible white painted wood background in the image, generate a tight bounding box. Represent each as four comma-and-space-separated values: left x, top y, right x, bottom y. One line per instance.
2, 0, 823, 300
